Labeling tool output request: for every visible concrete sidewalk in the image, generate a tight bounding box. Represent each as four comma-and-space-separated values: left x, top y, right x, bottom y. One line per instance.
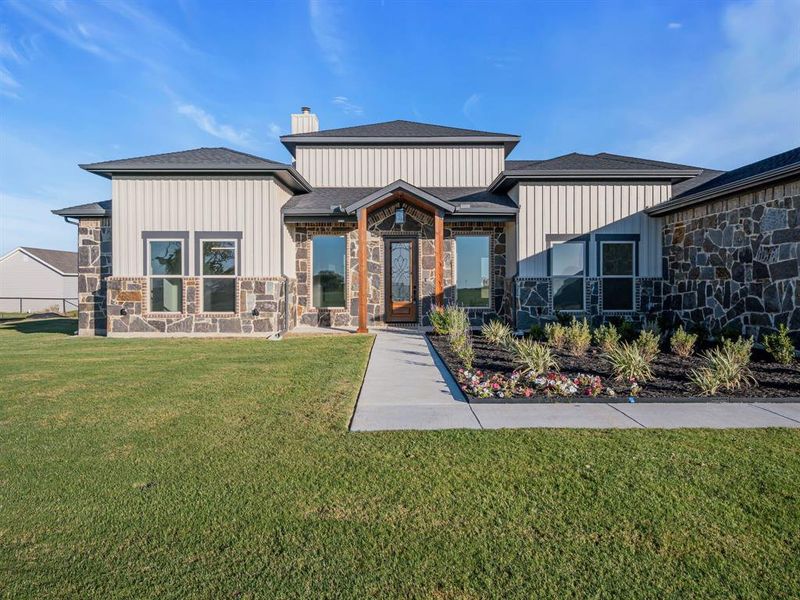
350, 331, 800, 432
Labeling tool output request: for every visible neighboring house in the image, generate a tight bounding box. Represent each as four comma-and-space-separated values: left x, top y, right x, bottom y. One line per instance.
0, 247, 78, 313
51, 108, 800, 344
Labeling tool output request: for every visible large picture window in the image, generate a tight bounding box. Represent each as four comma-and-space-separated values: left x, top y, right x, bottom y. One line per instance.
601, 241, 635, 312
456, 236, 490, 308
202, 240, 237, 312
312, 236, 346, 308
550, 241, 585, 311
148, 240, 183, 313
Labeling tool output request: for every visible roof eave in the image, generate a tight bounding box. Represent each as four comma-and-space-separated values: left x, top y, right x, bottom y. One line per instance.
79, 165, 313, 193
281, 135, 521, 156
488, 169, 703, 192
647, 163, 800, 216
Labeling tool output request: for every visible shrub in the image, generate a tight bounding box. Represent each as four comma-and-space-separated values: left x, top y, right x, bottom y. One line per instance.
564, 318, 592, 356
688, 367, 720, 396
481, 320, 513, 349
687, 322, 710, 345
544, 322, 567, 351
606, 341, 654, 383
428, 306, 449, 335
690, 337, 756, 394
593, 323, 621, 352
763, 324, 796, 365
554, 311, 575, 326
528, 323, 546, 342
617, 320, 637, 343
670, 326, 698, 358
447, 306, 474, 369
636, 329, 661, 362
511, 338, 559, 377
640, 318, 661, 336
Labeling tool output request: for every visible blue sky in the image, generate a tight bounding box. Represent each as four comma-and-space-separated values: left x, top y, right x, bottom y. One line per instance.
1, 0, 798, 254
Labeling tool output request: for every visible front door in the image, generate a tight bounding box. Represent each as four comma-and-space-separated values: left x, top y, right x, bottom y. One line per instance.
385, 238, 417, 322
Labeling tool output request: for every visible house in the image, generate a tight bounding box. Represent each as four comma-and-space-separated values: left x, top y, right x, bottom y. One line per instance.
0, 247, 78, 313
51, 108, 800, 344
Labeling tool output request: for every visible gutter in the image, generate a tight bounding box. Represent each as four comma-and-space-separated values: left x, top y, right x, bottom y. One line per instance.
647, 162, 800, 216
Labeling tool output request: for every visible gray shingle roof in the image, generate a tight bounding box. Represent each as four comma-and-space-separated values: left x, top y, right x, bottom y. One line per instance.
52, 199, 112, 217
670, 168, 727, 197
282, 119, 518, 139
505, 152, 703, 172
649, 146, 800, 215
78, 147, 312, 192
283, 187, 517, 216
19, 247, 78, 274
80, 147, 290, 171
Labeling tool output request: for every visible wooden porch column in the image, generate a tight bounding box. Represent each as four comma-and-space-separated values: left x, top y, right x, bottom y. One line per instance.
357, 207, 369, 333
434, 209, 444, 306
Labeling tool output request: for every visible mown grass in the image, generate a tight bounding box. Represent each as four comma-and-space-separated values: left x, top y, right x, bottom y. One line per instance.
1, 319, 799, 599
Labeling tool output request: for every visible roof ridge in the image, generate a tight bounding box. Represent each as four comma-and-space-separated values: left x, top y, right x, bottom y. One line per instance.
282, 118, 519, 139
79, 147, 288, 168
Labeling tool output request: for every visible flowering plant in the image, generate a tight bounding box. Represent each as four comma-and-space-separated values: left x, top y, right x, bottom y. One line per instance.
457, 369, 607, 399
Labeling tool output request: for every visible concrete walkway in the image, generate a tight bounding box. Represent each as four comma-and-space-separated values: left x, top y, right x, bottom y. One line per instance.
350, 331, 800, 432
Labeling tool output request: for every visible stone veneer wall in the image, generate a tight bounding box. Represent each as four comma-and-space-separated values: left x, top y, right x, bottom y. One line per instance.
662, 176, 800, 343
293, 204, 510, 328
515, 277, 664, 331
106, 276, 292, 335
77, 217, 112, 336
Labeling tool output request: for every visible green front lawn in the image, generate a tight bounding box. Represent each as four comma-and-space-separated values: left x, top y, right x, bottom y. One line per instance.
1, 319, 799, 598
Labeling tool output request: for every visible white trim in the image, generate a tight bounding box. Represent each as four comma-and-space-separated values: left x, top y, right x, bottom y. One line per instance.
600, 240, 636, 313
0, 247, 78, 276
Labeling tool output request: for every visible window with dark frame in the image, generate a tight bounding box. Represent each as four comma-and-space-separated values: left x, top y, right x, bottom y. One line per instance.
550, 241, 585, 311
148, 240, 183, 313
601, 241, 635, 312
455, 236, 490, 308
202, 240, 237, 312
312, 236, 346, 308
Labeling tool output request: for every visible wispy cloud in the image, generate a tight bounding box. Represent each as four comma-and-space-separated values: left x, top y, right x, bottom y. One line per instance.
637, 0, 800, 168
309, 0, 348, 75
462, 93, 481, 120
0, 65, 21, 99
667, 22, 683, 30
332, 95, 363, 115
267, 122, 283, 140
176, 103, 252, 146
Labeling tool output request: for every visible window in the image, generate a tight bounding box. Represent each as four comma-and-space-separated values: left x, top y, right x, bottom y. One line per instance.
601, 241, 635, 312
202, 240, 237, 312
148, 240, 183, 312
312, 236, 346, 308
550, 241, 585, 311
456, 236, 490, 308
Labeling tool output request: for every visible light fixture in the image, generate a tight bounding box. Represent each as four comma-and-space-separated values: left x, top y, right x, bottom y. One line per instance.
395, 205, 405, 225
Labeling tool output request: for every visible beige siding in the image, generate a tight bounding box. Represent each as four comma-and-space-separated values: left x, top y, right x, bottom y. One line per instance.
295, 145, 505, 188
0, 250, 78, 312
112, 176, 291, 277
516, 182, 670, 278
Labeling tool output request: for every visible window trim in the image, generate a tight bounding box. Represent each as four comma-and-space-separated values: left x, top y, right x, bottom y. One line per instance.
454, 234, 492, 310
546, 234, 588, 313
597, 235, 639, 313
145, 237, 185, 314
311, 234, 348, 310
199, 237, 239, 314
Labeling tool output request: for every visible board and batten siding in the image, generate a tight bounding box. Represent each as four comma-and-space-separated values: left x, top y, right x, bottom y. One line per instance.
295, 145, 505, 188
111, 176, 292, 277
516, 182, 670, 278
0, 250, 78, 312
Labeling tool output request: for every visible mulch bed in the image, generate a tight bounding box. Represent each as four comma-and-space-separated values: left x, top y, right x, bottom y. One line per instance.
428, 333, 800, 402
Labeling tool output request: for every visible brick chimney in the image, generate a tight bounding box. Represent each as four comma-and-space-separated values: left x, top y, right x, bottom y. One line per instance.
291, 106, 319, 134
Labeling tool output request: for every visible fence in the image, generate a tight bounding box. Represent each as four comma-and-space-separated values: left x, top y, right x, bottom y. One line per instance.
0, 297, 79, 315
